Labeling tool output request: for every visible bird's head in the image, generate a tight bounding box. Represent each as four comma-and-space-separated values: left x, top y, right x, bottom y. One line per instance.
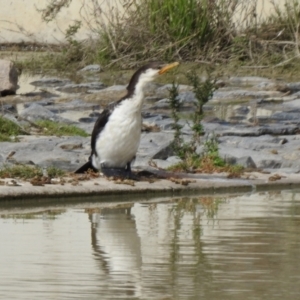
127, 61, 179, 95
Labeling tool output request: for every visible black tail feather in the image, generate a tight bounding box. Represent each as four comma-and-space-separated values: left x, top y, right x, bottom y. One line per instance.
74, 161, 98, 174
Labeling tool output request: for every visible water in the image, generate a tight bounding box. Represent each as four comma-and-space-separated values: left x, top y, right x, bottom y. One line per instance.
1, 191, 300, 299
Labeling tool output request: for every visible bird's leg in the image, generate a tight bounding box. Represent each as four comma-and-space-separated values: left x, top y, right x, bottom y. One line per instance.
126, 162, 131, 173
125, 161, 139, 181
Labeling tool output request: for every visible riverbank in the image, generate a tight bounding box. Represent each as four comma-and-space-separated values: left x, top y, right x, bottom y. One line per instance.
1, 60, 300, 201
1, 169, 300, 201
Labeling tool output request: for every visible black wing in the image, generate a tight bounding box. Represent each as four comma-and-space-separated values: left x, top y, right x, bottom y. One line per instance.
90, 85, 134, 156
91, 108, 111, 155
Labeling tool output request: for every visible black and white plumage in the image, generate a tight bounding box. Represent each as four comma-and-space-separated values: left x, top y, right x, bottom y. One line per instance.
75, 61, 179, 177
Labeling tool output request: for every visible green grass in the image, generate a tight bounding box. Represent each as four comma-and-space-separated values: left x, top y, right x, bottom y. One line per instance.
36, 120, 89, 137
0, 165, 66, 179
46, 166, 65, 178
0, 165, 43, 179
0, 116, 24, 142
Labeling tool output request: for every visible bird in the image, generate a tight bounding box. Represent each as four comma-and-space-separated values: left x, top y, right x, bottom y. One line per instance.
75, 61, 179, 178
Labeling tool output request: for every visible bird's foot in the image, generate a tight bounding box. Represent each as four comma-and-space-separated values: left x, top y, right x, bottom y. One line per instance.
100, 165, 139, 181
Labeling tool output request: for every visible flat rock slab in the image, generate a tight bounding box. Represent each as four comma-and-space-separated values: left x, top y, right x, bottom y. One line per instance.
1, 171, 300, 201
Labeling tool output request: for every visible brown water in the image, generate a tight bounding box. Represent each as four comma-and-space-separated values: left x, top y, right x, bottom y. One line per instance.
1, 190, 300, 300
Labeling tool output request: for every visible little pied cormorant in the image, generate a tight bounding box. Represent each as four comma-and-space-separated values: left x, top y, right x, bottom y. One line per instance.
74, 61, 179, 178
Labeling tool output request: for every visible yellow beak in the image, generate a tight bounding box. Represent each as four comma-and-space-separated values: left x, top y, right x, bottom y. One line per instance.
158, 62, 179, 75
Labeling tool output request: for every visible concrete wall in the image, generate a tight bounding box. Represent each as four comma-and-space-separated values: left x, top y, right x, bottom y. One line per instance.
0, 0, 285, 44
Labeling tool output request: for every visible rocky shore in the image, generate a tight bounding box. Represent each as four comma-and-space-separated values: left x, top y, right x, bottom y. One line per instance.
1, 60, 300, 190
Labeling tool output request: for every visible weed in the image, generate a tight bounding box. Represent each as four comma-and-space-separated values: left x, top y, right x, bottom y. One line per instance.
36, 120, 89, 137
168, 69, 215, 163
0, 164, 66, 180
204, 136, 226, 167
46, 166, 65, 178
168, 82, 184, 156
0, 116, 25, 142
168, 70, 243, 175
0, 165, 43, 179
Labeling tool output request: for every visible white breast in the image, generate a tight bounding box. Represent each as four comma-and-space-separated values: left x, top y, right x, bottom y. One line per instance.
93, 98, 142, 169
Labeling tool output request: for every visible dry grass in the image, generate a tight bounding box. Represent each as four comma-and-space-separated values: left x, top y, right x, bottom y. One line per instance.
9, 0, 299, 73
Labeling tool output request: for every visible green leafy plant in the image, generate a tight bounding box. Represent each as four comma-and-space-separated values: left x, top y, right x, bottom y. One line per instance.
168, 69, 216, 169
168, 69, 243, 176
203, 136, 226, 167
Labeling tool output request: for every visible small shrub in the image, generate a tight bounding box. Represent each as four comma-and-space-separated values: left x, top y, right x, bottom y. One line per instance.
168, 69, 243, 175
204, 137, 226, 167
0, 116, 24, 142
169, 69, 215, 163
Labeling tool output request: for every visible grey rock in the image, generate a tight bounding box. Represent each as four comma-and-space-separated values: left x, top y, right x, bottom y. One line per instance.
30, 77, 72, 87
89, 112, 101, 118
53, 99, 100, 112
196, 145, 205, 155
75, 123, 95, 135
56, 82, 106, 93
263, 167, 300, 174
142, 114, 173, 129
20, 103, 56, 121
20, 103, 74, 123
150, 98, 170, 110
151, 156, 182, 169
24, 98, 55, 108
212, 89, 282, 101
287, 82, 300, 92
203, 122, 299, 136
2, 113, 21, 126
177, 91, 197, 103
234, 106, 250, 115
155, 84, 192, 99
0, 59, 18, 96
271, 111, 300, 121
236, 156, 257, 168
78, 117, 97, 123
144, 96, 160, 103
282, 99, 300, 108
1, 104, 17, 113
255, 81, 290, 93
151, 92, 199, 112
22, 90, 59, 99
0, 136, 90, 172
84, 85, 126, 104
151, 159, 172, 169
229, 76, 272, 85
144, 83, 161, 97
134, 132, 174, 168
220, 146, 282, 169
79, 64, 101, 73
167, 156, 182, 164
